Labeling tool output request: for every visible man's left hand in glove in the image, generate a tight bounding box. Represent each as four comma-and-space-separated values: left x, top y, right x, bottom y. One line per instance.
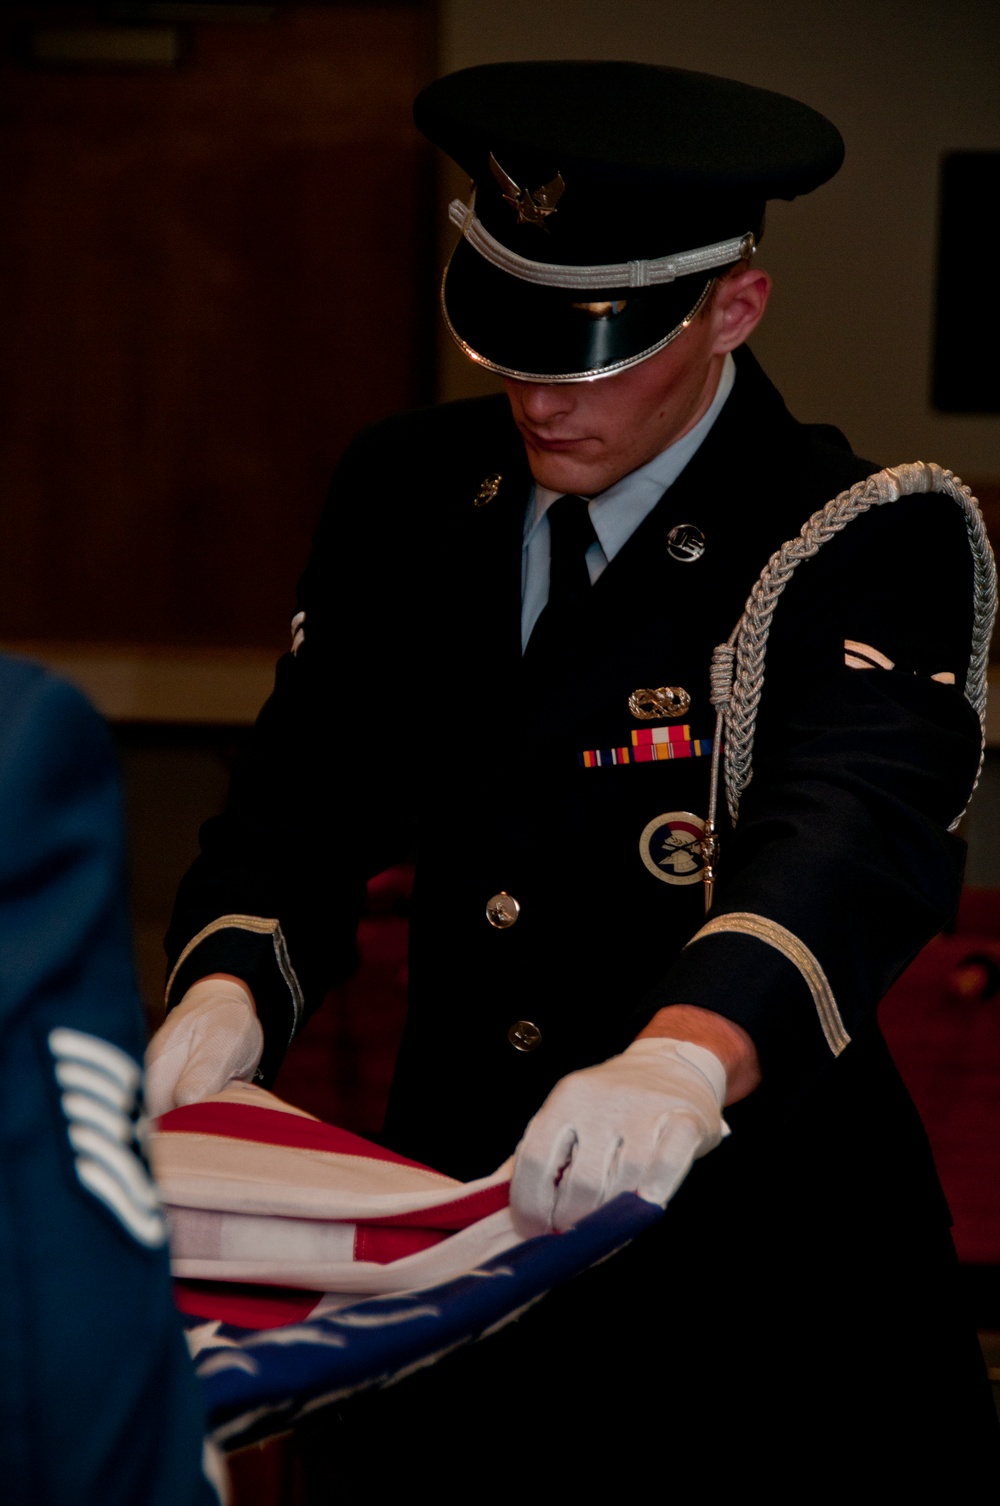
510, 1005, 761, 1236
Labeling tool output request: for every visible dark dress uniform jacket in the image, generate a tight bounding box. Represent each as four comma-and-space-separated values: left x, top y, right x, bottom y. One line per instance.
167, 349, 995, 1476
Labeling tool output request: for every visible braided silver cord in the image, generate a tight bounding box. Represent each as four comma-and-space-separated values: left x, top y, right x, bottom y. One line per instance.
708, 642, 737, 710
712, 462, 997, 832
705, 641, 736, 842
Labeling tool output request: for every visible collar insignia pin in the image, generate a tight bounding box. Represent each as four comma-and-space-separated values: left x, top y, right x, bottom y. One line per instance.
489, 152, 565, 231
666, 523, 706, 563
474, 473, 502, 507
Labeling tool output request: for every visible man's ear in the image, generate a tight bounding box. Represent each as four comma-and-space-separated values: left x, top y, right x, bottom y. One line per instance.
709, 265, 772, 355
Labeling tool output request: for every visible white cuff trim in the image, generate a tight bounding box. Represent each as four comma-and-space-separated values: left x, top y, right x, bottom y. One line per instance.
165, 915, 304, 1043
685, 911, 851, 1056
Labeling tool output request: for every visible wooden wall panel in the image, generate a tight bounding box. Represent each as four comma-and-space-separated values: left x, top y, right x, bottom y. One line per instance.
0, 5, 435, 648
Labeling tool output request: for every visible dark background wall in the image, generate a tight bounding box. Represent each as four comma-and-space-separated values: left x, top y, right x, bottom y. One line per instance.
0, 2, 436, 652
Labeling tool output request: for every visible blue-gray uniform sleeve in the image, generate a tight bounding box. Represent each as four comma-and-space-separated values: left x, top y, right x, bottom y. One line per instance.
0, 660, 221, 1506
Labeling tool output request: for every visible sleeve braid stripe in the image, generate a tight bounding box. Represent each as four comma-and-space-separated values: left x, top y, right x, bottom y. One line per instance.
685, 911, 850, 1056
164, 914, 304, 1043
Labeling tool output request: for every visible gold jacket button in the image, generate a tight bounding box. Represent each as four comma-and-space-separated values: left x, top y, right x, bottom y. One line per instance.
486, 892, 520, 928
508, 1019, 542, 1052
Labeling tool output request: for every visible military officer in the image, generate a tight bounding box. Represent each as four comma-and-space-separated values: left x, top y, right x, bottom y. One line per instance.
146, 63, 998, 1479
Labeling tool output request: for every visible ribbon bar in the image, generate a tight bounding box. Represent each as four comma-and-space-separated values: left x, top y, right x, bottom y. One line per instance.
579, 734, 713, 767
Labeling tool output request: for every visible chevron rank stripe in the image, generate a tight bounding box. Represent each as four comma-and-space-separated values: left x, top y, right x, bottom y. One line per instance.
49, 1027, 167, 1249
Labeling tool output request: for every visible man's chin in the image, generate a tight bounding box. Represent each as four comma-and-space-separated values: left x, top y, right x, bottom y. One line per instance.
525, 451, 612, 496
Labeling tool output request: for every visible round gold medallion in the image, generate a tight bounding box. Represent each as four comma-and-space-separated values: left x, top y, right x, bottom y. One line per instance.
508, 1019, 542, 1052
486, 891, 520, 928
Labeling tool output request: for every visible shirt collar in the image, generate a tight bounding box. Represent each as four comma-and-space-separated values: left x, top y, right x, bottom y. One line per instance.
524, 351, 736, 560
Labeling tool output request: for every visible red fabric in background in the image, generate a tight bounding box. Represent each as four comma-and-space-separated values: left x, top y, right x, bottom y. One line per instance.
275, 866, 413, 1138
880, 889, 1000, 1266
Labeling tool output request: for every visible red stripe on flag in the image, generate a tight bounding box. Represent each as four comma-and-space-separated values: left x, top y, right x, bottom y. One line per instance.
353, 1225, 449, 1263
173, 1279, 321, 1330
361, 1182, 510, 1228
156, 1102, 437, 1172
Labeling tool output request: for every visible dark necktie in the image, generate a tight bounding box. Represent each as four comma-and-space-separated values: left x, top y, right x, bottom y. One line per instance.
544, 493, 599, 612
523, 494, 599, 669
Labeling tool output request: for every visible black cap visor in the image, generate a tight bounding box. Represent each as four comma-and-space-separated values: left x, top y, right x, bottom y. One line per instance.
443, 236, 721, 383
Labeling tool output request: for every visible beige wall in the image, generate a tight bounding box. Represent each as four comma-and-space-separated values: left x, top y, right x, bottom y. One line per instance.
435, 0, 1000, 481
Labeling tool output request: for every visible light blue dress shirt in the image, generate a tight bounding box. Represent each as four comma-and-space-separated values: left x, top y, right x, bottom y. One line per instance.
521, 352, 736, 650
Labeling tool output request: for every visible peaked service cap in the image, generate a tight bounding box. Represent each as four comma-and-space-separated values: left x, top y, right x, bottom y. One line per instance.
413, 61, 844, 382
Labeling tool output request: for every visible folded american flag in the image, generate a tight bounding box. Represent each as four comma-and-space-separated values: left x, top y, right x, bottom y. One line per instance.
150, 1084, 664, 1449
151, 1083, 518, 1300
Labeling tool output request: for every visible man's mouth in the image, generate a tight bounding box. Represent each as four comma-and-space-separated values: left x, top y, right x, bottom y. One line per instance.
522, 428, 590, 452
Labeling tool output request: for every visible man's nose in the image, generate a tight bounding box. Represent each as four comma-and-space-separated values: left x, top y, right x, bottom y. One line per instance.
513, 382, 575, 425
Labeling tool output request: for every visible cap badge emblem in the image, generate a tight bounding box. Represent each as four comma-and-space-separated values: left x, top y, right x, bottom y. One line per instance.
474, 473, 502, 507
629, 686, 691, 721
489, 152, 565, 231
666, 523, 706, 563
639, 812, 706, 886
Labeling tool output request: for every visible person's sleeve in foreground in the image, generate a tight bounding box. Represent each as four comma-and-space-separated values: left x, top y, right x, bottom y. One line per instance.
0, 662, 225, 1506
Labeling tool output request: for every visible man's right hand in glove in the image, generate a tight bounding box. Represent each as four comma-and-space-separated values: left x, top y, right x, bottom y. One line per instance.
144, 975, 263, 1118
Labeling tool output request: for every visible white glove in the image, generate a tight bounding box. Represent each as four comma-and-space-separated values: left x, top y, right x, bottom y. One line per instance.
144, 978, 264, 1118
510, 1038, 730, 1236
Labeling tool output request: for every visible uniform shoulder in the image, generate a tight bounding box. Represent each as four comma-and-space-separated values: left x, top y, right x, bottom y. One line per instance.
350, 393, 516, 461
315, 392, 523, 540
0, 653, 98, 728
799, 422, 878, 494
0, 651, 49, 709
302, 392, 524, 601
731, 347, 878, 507
0, 654, 114, 792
